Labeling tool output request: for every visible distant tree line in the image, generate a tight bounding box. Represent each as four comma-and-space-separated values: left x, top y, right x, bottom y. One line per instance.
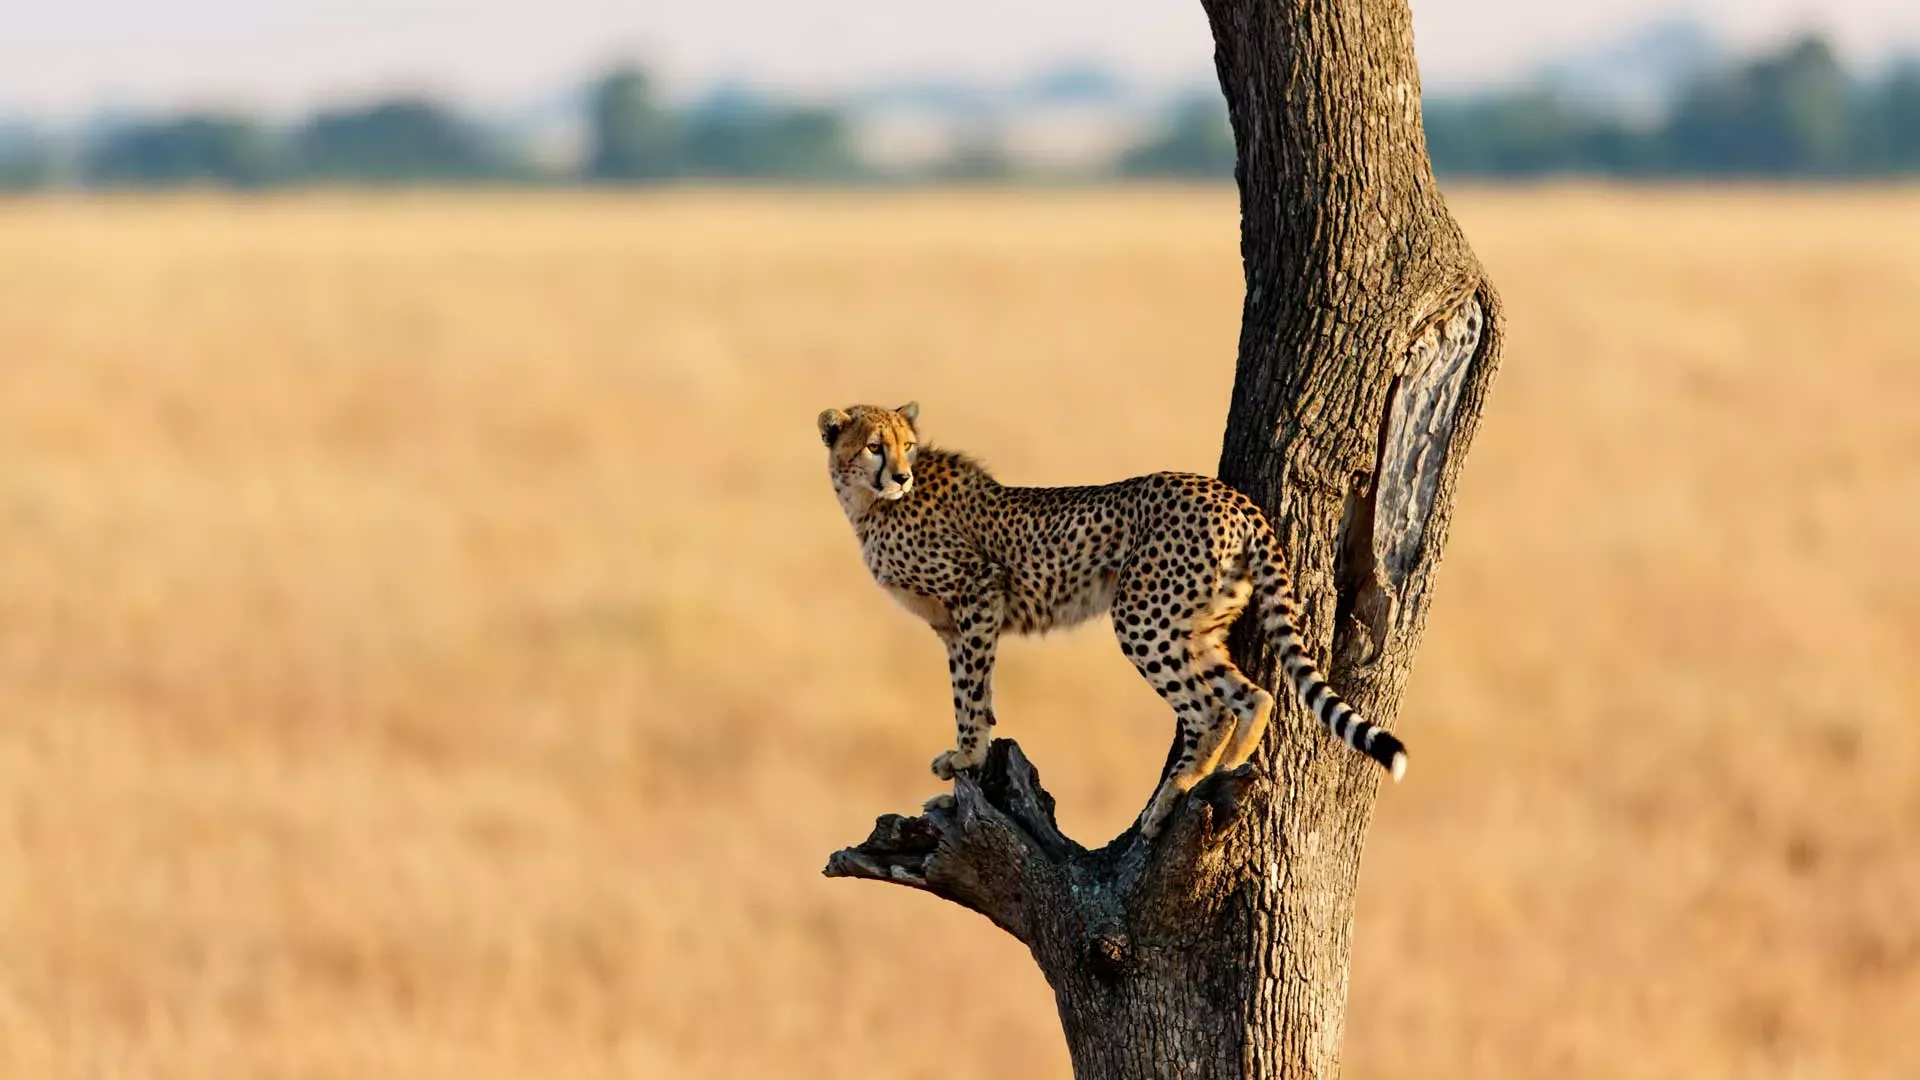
1124, 36, 1920, 179
4, 100, 538, 190
0, 66, 861, 191
1426, 38, 1920, 177
584, 69, 861, 182
0, 37, 1915, 190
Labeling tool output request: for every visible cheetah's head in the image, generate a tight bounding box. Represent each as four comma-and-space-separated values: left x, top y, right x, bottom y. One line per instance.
817, 402, 920, 502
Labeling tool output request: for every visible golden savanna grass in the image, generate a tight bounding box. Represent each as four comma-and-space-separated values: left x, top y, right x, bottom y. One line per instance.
0, 188, 1915, 1079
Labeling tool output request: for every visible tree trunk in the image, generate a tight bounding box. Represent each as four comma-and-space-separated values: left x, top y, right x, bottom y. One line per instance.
825, 0, 1502, 1076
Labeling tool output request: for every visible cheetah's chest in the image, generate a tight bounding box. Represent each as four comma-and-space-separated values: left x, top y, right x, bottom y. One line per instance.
860, 532, 965, 630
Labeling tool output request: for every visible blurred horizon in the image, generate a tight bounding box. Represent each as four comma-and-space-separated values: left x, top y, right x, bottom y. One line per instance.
1, 15, 1917, 188
6, 1, 1920, 118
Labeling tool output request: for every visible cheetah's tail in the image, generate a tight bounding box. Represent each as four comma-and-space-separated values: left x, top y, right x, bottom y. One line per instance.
1247, 527, 1408, 781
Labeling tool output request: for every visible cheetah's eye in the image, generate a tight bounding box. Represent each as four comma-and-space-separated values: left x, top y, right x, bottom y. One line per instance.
866, 443, 882, 455
904, 443, 917, 453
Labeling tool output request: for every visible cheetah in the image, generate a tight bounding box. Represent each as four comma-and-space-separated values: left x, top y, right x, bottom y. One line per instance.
818, 402, 1406, 837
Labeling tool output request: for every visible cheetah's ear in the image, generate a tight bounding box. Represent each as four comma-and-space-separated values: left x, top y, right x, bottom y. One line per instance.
896, 401, 920, 428
817, 408, 851, 447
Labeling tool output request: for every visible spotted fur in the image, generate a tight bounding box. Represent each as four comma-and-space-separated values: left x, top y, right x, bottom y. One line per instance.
818, 402, 1406, 837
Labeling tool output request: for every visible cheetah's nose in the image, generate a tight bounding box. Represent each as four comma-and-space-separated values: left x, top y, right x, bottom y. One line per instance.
892, 472, 910, 485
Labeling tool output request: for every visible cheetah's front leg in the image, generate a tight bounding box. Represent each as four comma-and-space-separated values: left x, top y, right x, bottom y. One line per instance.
931, 596, 1003, 780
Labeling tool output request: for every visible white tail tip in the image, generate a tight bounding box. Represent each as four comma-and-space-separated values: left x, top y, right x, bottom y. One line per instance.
1390, 752, 1408, 782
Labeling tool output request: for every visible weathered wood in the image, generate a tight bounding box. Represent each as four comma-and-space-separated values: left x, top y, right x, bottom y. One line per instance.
826, 741, 1267, 1077
825, 0, 1502, 1075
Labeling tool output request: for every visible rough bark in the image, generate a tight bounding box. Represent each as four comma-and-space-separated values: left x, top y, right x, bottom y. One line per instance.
825, 0, 1502, 1076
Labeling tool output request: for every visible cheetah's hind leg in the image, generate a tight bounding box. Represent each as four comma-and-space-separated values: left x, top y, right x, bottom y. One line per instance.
1138, 671, 1239, 838
1116, 614, 1238, 837
1207, 648, 1275, 772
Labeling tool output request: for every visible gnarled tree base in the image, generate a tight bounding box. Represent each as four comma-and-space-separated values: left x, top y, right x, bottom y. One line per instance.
826, 740, 1275, 1078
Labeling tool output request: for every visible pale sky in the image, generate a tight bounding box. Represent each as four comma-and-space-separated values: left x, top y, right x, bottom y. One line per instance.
3, 0, 1916, 116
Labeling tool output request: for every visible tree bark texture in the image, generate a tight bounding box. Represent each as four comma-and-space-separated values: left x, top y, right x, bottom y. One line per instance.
826, 0, 1502, 1076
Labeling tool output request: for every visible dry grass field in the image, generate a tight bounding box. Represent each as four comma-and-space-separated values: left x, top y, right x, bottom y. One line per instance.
0, 187, 1915, 1079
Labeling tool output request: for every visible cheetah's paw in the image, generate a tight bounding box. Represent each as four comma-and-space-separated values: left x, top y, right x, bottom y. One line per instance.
930, 747, 985, 780
1138, 782, 1184, 840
